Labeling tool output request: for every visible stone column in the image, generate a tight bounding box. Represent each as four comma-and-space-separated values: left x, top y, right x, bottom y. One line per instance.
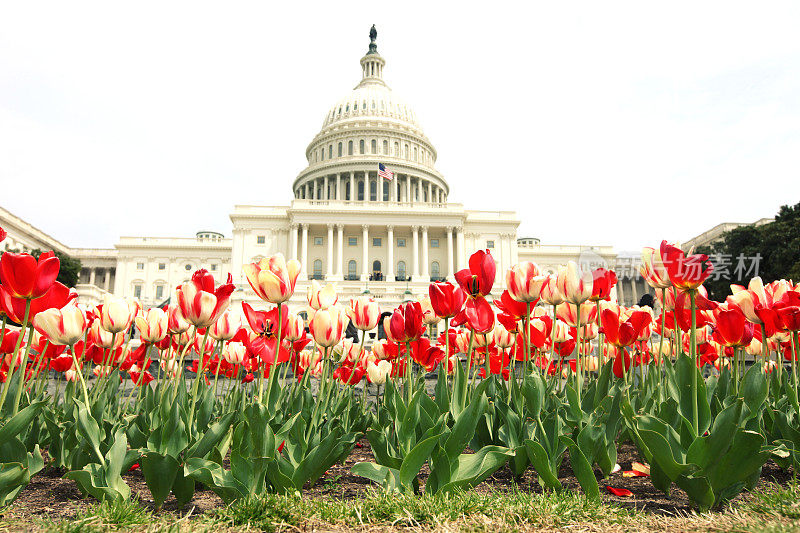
349, 172, 355, 201
103, 268, 110, 291
323, 175, 329, 200
411, 225, 420, 280
496, 235, 505, 285
421, 226, 429, 279
630, 279, 639, 306
616, 278, 625, 306
89, 268, 96, 287
426, 181, 432, 204
456, 228, 465, 270
386, 225, 395, 281
446, 226, 454, 279
326, 223, 334, 278
304, 182, 309, 199
336, 174, 341, 200
406, 176, 412, 205
377, 172, 383, 202
361, 225, 369, 281
290, 224, 299, 260
300, 224, 309, 279
336, 224, 344, 279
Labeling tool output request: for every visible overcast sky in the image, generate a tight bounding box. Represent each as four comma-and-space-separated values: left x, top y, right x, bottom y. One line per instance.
1, 2, 798, 253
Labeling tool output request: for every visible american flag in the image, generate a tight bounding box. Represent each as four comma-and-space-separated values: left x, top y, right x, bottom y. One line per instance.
378, 163, 394, 180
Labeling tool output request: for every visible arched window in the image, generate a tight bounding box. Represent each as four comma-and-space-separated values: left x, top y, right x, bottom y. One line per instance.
359, 139, 365, 154
348, 141, 353, 155
369, 179, 377, 201
320, 149, 324, 161
348, 260, 357, 279
394, 141, 399, 155
329, 145, 333, 159
313, 259, 322, 278
383, 140, 388, 154
358, 180, 364, 201
431, 261, 440, 278
404, 144, 409, 158
397, 261, 406, 280
337, 142, 342, 157
371, 139, 377, 153
372, 260, 381, 273
414, 147, 418, 161
345, 181, 351, 201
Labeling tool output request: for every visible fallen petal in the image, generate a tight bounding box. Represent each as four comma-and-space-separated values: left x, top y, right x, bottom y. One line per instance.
606, 486, 633, 497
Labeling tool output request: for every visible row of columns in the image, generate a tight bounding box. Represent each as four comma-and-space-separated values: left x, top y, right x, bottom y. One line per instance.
297, 172, 446, 204
289, 223, 464, 281
87, 268, 113, 291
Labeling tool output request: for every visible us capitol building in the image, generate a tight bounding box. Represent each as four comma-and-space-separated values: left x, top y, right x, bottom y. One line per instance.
1, 28, 654, 309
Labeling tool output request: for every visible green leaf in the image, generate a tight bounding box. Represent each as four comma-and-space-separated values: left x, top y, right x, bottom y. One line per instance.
741, 364, 768, 417
398, 434, 442, 491
0, 401, 45, 446
444, 391, 488, 458
186, 412, 236, 459
184, 457, 246, 504
560, 436, 599, 498
524, 439, 562, 491
435, 445, 514, 494
351, 462, 399, 492
141, 453, 180, 509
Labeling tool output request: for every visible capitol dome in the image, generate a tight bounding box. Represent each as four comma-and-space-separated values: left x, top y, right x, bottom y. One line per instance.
293, 27, 448, 205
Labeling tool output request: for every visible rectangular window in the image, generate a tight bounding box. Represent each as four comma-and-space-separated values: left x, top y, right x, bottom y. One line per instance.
133, 285, 142, 298
155, 285, 164, 300
314, 237, 323, 246
373, 238, 382, 247
430, 238, 439, 248
210, 264, 218, 271
486, 240, 495, 249
397, 238, 406, 247
158, 263, 165, 270
136, 262, 144, 270
348, 237, 358, 246
257, 235, 266, 244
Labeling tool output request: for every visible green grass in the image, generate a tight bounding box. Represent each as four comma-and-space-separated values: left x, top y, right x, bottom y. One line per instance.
40, 498, 152, 532
209, 488, 634, 531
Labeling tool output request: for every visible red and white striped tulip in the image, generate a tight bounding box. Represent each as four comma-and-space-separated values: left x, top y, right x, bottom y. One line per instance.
88, 318, 125, 349
506, 261, 546, 303
98, 294, 136, 334
134, 307, 168, 344
307, 280, 338, 310
556, 261, 593, 305
167, 305, 190, 334
308, 305, 350, 348
176, 269, 235, 328
366, 359, 392, 384
33, 303, 86, 346
640, 246, 672, 290
244, 253, 301, 304
222, 341, 247, 365
209, 308, 242, 341
284, 310, 306, 341
419, 296, 440, 326
539, 274, 565, 306
490, 323, 515, 348
347, 295, 381, 330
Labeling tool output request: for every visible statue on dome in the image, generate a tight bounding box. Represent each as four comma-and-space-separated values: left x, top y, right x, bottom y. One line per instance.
368, 24, 378, 54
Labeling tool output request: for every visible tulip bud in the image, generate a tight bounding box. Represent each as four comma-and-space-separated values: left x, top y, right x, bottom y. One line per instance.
556, 261, 593, 305
134, 307, 168, 344
491, 324, 514, 348
366, 359, 392, 385
307, 280, 339, 310
284, 310, 306, 341
420, 296, 440, 326
347, 295, 380, 330
506, 261, 545, 303
33, 304, 87, 346
98, 294, 136, 334
308, 305, 350, 348
243, 253, 301, 304
209, 308, 242, 341
222, 341, 247, 365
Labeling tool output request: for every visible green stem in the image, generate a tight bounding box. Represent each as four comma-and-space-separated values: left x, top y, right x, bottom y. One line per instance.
11, 324, 36, 416
463, 330, 475, 406
70, 345, 90, 406
172, 327, 197, 402
574, 303, 582, 406
261, 304, 283, 404
761, 324, 770, 398
791, 332, 798, 391
524, 302, 531, 376
689, 290, 698, 438
658, 288, 666, 403
0, 299, 31, 411
187, 328, 211, 430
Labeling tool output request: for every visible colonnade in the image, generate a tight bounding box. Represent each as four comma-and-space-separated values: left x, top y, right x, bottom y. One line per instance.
295, 172, 446, 205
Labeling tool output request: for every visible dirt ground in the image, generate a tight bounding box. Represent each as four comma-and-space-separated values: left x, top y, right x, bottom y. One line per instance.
5, 439, 794, 526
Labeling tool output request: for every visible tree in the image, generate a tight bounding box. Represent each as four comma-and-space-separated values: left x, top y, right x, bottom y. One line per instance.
0, 248, 82, 288
698, 201, 800, 300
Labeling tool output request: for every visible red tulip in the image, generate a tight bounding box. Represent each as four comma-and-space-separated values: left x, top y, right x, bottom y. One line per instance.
659, 241, 713, 291
176, 270, 235, 328
589, 268, 617, 302
0, 281, 76, 324
477, 350, 511, 380
713, 305, 755, 347
389, 302, 425, 343
0, 251, 60, 300
428, 282, 467, 319
601, 308, 651, 348
454, 250, 496, 297
242, 302, 291, 364
777, 306, 800, 332
453, 296, 495, 333
609, 346, 632, 379
493, 290, 529, 320
404, 338, 444, 371
333, 361, 365, 385
0, 226, 6, 244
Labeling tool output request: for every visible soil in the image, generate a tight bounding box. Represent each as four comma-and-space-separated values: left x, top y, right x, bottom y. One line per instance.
3, 439, 795, 526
